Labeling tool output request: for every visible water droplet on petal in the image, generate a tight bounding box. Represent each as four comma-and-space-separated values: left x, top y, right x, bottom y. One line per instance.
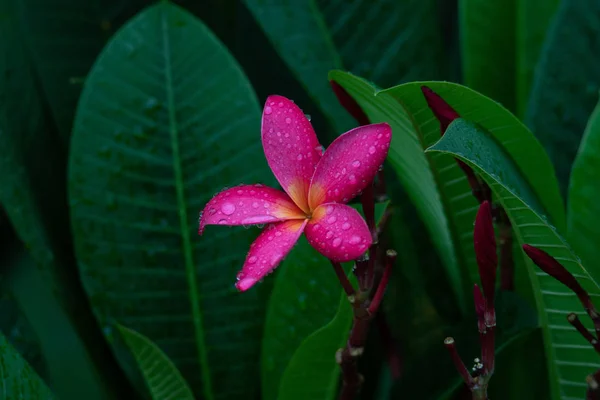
285, 117, 292, 124
349, 235, 361, 245
326, 206, 334, 214
218, 219, 227, 225
208, 207, 217, 215
327, 216, 337, 224
221, 203, 236, 215
248, 256, 257, 264
305, 114, 312, 121
297, 154, 303, 161
352, 160, 361, 168
252, 202, 259, 208
326, 231, 334, 239
332, 238, 342, 248
348, 174, 357, 184
265, 106, 273, 115
369, 146, 376, 154
342, 222, 351, 230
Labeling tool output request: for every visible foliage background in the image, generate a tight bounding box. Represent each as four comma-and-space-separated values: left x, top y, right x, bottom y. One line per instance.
0, 0, 598, 399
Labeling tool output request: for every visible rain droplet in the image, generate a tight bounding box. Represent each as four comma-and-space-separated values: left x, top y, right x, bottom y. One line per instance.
248, 256, 257, 264
305, 114, 312, 121
369, 146, 376, 154
348, 174, 357, 184
252, 202, 259, 208
297, 154, 303, 161
208, 207, 217, 215
349, 235, 361, 245
352, 160, 361, 168
265, 106, 273, 115
342, 222, 351, 230
218, 219, 227, 225
237, 189, 243, 195
326, 231, 334, 239
221, 203, 236, 215
327, 216, 337, 224
285, 117, 292, 124
332, 238, 342, 247
326, 206, 334, 214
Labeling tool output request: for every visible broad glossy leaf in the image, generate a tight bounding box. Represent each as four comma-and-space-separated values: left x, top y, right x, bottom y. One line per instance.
526, 0, 600, 195
0, 2, 121, 398
428, 118, 600, 400
0, 332, 55, 399
261, 203, 387, 400
277, 289, 353, 400
118, 325, 194, 400
243, 0, 444, 134
459, 0, 559, 116
69, 3, 273, 398
568, 99, 600, 282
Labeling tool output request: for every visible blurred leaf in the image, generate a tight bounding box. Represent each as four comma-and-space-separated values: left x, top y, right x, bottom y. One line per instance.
526, 0, 600, 196
427, 118, 600, 400
15, 0, 149, 141
243, 0, 444, 136
0, 2, 128, 399
459, 0, 559, 116
261, 203, 387, 400
118, 325, 194, 400
0, 332, 55, 400
460, 0, 517, 111
69, 3, 274, 398
278, 288, 353, 400
568, 98, 600, 282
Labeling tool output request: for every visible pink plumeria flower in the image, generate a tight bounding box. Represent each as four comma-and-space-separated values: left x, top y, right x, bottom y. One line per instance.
199, 95, 392, 291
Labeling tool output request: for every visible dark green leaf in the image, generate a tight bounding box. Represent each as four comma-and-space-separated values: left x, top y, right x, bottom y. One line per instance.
69, 3, 273, 398
277, 289, 353, 400
118, 325, 194, 400
0, 332, 55, 400
427, 118, 600, 400
568, 98, 600, 282
0, 2, 124, 398
243, 0, 444, 134
526, 0, 600, 196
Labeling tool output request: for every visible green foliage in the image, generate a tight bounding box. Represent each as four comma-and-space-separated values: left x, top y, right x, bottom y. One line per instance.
428, 118, 600, 400
118, 325, 194, 400
69, 2, 272, 398
527, 0, 600, 195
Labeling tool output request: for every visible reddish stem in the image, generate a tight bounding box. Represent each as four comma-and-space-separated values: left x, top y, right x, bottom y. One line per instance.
368, 250, 396, 314
444, 337, 475, 388
331, 261, 356, 298
567, 313, 600, 352
375, 312, 402, 380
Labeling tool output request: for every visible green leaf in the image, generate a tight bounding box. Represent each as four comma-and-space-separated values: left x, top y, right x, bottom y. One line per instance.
69, 3, 273, 399
118, 325, 194, 400
0, 332, 55, 400
459, 0, 559, 116
568, 98, 600, 282
261, 202, 388, 400
15, 0, 150, 141
277, 289, 353, 400
0, 2, 123, 398
427, 118, 600, 400
526, 0, 600, 196
460, 0, 517, 112
243, 0, 445, 135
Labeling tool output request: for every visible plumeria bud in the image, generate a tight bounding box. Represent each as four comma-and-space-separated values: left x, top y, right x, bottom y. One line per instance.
420, 86, 460, 134
330, 81, 370, 126
474, 201, 498, 323
522, 244, 588, 303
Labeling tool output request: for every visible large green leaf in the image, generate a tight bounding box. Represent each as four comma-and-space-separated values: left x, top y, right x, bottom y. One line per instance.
0, 2, 126, 398
69, 3, 273, 398
0, 332, 55, 400
118, 325, 194, 400
526, 0, 600, 196
459, 0, 559, 116
243, 0, 445, 135
277, 289, 353, 400
428, 118, 600, 400
568, 98, 600, 282
261, 203, 387, 400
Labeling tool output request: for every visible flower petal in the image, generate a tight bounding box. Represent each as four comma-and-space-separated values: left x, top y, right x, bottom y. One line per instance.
308, 123, 391, 209
262, 95, 322, 213
199, 185, 305, 234
304, 203, 371, 262
236, 219, 308, 291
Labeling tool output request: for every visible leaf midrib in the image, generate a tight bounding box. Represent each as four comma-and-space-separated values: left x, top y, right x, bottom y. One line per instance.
160, 6, 213, 399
